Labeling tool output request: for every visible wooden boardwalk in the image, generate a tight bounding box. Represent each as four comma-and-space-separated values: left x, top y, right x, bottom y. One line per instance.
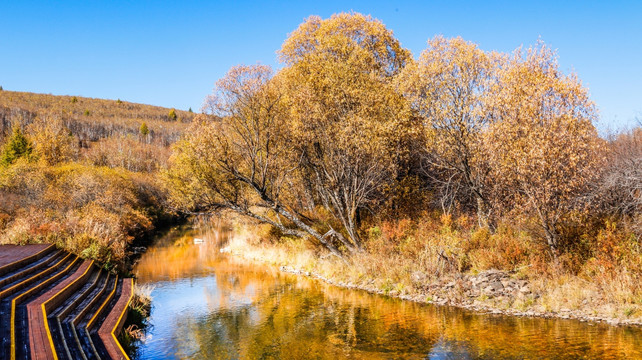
0, 244, 54, 272
0, 244, 134, 360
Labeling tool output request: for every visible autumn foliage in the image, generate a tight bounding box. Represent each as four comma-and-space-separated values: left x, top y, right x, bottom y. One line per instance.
165, 12, 640, 307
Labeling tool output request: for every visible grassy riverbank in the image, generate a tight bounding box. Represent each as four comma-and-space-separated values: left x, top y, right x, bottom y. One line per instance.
223, 218, 642, 327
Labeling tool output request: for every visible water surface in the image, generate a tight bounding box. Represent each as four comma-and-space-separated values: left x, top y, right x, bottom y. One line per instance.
132, 225, 642, 359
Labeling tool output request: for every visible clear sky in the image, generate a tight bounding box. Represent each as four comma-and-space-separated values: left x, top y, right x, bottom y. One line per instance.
1, 1, 640, 130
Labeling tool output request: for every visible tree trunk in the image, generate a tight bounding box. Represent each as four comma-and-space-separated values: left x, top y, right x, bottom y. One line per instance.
476, 196, 488, 228
544, 225, 559, 258
272, 205, 347, 258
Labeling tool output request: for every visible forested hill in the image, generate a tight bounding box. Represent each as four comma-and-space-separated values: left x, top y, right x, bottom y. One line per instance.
0, 90, 195, 268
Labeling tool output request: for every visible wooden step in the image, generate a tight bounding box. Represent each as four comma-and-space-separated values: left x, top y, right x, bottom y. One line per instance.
0, 250, 64, 289
0, 245, 136, 360
81, 274, 118, 360
0, 252, 75, 300
97, 278, 133, 360
55, 269, 102, 321
27, 260, 94, 360
68, 271, 111, 360
0, 252, 78, 360
10, 255, 81, 360
91, 278, 123, 359
53, 269, 102, 360
0, 244, 55, 276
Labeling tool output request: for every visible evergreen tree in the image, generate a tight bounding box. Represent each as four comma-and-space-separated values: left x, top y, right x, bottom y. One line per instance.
1, 126, 33, 167
140, 122, 149, 136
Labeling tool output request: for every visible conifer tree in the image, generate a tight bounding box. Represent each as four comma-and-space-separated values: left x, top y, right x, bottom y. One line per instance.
140, 122, 149, 136
1, 126, 33, 167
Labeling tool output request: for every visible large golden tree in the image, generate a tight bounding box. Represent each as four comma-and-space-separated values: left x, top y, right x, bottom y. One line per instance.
395, 36, 501, 225
278, 13, 416, 251
486, 43, 604, 254
165, 64, 343, 257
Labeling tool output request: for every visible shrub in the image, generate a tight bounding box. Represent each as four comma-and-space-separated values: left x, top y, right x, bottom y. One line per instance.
465, 225, 530, 271
592, 127, 642, 237
168, 108, 177, 121
84, 135, 170, 172
27, 115, 77, 165
139, 122, 149, 136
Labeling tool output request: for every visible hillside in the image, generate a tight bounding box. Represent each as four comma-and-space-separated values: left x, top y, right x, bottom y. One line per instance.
0, 90, 195, 268
0, 91, 195, 168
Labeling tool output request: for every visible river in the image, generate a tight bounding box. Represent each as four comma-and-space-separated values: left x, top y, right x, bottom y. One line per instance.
131, 224, 642, 359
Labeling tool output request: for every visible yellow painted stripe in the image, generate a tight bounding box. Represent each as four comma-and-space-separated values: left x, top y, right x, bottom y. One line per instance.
9, 297, 16, 360
0, 252, 73, 299
87, 275, 118, 330
42, 260, 94, 360
111, 278, 134, 360
10, 255, 79, 360
0, 244, 55, 275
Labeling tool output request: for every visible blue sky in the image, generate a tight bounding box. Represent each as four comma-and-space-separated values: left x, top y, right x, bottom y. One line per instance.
1, 1, 640, 130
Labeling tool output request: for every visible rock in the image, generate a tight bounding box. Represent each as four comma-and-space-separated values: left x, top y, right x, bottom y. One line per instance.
131, 246, 147, 254
410, 271, 427, 284
489, 281, 504, 291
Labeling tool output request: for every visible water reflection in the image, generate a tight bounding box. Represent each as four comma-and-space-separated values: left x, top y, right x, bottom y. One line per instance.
133, 225, 642, 359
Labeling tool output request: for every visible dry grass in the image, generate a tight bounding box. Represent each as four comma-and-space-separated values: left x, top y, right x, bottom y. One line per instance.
132, 283, 154, 315
224, 215, 642, 323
